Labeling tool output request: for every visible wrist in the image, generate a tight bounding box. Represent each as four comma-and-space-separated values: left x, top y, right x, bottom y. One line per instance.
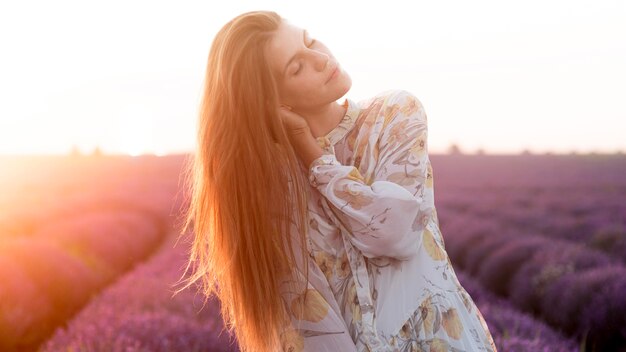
289, 130, 324, 170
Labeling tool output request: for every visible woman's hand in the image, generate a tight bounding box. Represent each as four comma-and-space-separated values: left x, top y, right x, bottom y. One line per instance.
279, 105, 311, 138
277, 105, 324, 169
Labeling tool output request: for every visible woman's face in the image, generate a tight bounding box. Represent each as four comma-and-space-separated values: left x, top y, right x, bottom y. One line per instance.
265, 20, 351, 110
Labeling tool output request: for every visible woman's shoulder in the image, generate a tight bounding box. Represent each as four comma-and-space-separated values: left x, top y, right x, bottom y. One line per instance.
357, 89, 424, 115
366, 89, 427, 127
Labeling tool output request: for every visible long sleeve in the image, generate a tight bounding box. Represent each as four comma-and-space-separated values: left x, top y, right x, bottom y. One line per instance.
308, 91, 433, 260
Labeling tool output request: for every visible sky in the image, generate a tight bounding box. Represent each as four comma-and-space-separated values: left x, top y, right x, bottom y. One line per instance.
0, 0, 624, 156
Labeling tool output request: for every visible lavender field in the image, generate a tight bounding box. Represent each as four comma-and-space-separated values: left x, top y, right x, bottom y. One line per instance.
1, 153, 624, 351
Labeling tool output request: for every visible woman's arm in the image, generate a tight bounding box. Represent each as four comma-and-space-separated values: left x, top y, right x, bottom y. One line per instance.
308, 90, 432, 260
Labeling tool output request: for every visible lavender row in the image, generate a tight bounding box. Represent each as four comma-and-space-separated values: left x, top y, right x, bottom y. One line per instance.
442, 215, 626, 350
435, 189, 626, 262
454, 270, 581, 352
41, 233, 238, 352
0, 211, 166, 352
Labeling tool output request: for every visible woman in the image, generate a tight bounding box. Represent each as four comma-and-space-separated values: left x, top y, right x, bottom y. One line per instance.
176, 10, 498, 352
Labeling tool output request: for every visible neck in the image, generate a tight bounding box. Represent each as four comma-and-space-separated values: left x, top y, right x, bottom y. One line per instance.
293, 101, 347, 139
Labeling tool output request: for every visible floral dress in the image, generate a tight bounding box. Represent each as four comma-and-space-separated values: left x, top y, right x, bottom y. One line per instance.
279, 90, 497, 352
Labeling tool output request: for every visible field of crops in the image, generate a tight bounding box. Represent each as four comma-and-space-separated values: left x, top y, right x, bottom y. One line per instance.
1, 153, 624, 351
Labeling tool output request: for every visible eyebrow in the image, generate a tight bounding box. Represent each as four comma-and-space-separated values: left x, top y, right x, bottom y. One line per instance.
282, 29, 307, 76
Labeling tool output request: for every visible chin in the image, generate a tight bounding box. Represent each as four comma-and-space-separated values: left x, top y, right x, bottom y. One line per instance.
335, 74, 352, 96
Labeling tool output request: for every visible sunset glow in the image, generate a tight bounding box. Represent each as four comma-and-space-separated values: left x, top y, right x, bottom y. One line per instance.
0, 0, 624, 156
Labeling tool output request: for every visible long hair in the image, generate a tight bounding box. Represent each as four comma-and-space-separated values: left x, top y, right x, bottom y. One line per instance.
172, 10, 311, 352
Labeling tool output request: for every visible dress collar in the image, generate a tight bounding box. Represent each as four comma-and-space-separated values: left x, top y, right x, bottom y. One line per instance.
315, 97, 360, 148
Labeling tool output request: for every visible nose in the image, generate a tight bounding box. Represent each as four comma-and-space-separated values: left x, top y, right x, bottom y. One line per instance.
311, 51, 330, 72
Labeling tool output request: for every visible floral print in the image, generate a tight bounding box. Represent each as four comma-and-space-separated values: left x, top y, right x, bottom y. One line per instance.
279, 90, 497, 351
290, 289, 330, 323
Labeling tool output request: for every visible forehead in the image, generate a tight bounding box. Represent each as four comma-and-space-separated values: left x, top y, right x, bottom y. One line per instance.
265, 21, 304, 76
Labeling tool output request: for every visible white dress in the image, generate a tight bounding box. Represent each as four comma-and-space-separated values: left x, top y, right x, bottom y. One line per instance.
279, 89, 497, 352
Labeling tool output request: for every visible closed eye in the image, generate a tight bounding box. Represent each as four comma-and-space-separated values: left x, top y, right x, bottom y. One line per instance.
294, 39, 317, 75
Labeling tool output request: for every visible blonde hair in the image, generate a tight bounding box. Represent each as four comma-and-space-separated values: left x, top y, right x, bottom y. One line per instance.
172, 10, 311, 352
